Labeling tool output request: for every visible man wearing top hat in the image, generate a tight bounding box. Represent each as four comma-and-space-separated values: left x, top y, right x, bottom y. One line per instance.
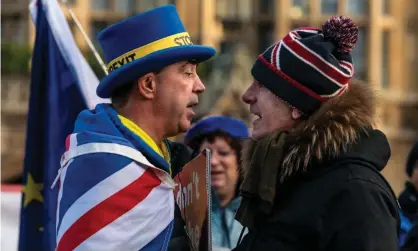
54, 5, 215, 251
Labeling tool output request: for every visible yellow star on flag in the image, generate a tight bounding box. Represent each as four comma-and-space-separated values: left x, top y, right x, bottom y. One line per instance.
23, 173, 44, 207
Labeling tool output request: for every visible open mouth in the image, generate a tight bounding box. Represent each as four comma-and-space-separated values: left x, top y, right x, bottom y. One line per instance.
252, 114, 261, 120
211, 170, 223, 176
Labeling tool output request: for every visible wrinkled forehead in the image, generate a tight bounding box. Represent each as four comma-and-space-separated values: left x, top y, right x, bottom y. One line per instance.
160, 60, 198, 73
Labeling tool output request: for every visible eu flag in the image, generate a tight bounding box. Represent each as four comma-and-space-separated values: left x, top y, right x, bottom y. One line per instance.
19, 1, 108, 250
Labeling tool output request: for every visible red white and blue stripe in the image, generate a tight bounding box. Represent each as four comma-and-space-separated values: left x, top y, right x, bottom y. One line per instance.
55, 104, 176, 251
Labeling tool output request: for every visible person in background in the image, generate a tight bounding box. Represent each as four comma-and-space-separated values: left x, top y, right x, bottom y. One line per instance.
399, 141, 418, 223
402, 219, 418, 251
399, 209, 414, 248
399, 141, 418, 248
184, 116, 249, 250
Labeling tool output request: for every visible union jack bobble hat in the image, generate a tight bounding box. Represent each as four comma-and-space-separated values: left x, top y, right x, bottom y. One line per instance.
251, 16, 359, 115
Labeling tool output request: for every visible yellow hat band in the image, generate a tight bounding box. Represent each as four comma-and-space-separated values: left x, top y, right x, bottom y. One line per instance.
106, 32, 193, 73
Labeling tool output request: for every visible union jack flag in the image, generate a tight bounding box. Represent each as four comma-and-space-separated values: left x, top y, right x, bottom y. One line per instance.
55, 129, 176, 251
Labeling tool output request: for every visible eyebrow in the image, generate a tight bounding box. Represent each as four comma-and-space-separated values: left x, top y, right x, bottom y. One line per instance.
180, 61, 199, 70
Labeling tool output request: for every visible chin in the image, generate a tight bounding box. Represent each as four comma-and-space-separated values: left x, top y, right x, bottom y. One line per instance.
178, 119, 192, 133
251, 129, 266, 141
212, 183, 225, 191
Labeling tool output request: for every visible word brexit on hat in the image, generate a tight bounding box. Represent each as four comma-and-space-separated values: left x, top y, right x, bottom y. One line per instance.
107, 33, 194, 73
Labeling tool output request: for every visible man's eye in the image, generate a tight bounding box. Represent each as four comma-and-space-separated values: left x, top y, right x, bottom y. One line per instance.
185, 72, 193, 76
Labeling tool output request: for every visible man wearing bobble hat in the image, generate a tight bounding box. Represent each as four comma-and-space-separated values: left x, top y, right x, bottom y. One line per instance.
54, 5, 215, 251
233, 16, 400, 250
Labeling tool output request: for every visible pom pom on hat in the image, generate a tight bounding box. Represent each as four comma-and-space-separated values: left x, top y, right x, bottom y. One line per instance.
322, 16, 359, 53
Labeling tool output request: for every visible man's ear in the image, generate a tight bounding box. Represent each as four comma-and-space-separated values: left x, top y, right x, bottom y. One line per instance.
137, 73, 157, 99
291, 108, 302, 120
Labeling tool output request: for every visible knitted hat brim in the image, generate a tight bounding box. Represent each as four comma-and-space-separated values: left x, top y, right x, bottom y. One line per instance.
251, 55, 323, 115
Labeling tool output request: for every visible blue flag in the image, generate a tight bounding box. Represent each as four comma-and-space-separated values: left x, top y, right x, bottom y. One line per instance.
19, 1, 108, 250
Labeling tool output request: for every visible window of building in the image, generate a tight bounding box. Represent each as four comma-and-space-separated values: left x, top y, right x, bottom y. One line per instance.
115, 0, 136, 13
351, 27, 367, 80
381, 31, 390, 88
238, 0, 252, 20
2, 15, 26, 45
259, 0, 274, 16
406, 14, 417, 92
90, 0, 111, 10
216, 0, 227, 18
348, 0, 367, 15
217, 0, 252, 21
216, 0, 238, 19
382, 0, 390, 16
136, 1, 156, 12
292, 0, 309, 15
320, 0, 338, 14
136, 0, 174, 13
257, 23, 274, 53
91, 21, 110, 46
155, 0, 175, 5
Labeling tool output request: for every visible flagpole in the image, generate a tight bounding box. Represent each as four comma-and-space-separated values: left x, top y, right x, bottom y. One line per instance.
60, 0, 108, 75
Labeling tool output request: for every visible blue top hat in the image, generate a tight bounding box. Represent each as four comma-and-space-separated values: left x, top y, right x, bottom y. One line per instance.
96, 4, 216, 98
184, 116, 249, 148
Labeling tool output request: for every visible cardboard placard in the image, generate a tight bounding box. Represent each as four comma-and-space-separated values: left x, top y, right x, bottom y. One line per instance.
174, 149, 212, 251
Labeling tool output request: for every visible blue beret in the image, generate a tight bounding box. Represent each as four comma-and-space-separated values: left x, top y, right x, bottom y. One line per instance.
184, 116, 249, 147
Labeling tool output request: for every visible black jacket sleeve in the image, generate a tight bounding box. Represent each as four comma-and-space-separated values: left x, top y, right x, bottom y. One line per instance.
320, 179, 399, 251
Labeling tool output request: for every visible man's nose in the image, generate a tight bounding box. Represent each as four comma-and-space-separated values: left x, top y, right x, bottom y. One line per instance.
193, 75, 205, 94
242, 84, 255, 104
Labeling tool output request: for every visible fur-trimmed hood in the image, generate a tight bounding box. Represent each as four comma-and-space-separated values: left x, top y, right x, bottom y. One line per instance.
242, 80, 387, 182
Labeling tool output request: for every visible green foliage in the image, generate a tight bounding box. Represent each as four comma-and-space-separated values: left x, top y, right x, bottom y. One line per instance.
1, 43, 32, 76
